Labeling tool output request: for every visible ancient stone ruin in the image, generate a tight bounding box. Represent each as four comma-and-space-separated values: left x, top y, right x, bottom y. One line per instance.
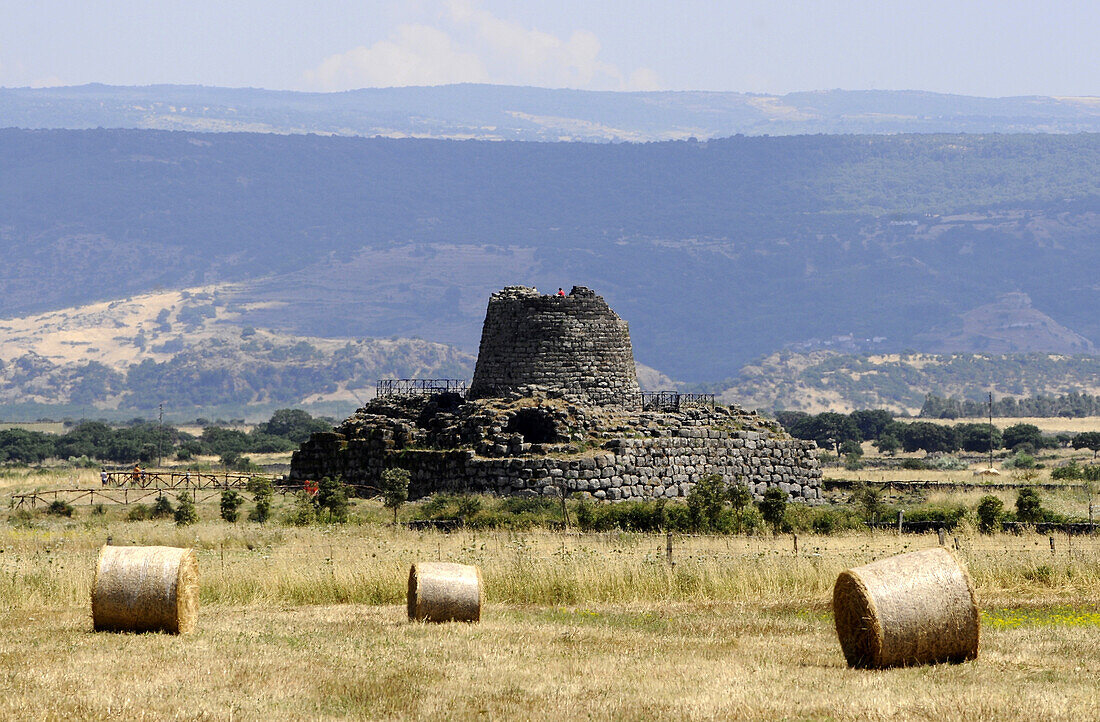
291, 286, 821, 502
468, 285, 640, 406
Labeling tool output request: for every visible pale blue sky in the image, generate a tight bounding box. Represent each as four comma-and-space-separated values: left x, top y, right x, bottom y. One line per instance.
1, 0, 1098, 96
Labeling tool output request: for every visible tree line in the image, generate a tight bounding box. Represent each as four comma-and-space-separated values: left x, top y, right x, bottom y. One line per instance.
0, 409, 331, 466
920, 391, 1100, 419
775, 409, 1100, 456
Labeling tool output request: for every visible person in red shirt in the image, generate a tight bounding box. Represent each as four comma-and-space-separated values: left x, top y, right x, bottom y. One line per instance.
557, 288, 565, 296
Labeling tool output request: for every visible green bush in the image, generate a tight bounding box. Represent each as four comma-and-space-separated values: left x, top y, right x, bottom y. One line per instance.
173, 492, 198, 526
127, 504, 151, 522
904, 504, 968, 530
1016, 487, 1044, 524
900, 458, 928, 470
758, 487, 787, 534
1051, 462, 1082, 480
247, 476, 274, 523
929, 455, 969, 471
687, 474, 727, 532
46, 499, 74, 517
220, 489, 244, 523
976, 495, 1004, 534
151, 494, 174, 519
284, 491, 317, 526
316, 476, 350, 523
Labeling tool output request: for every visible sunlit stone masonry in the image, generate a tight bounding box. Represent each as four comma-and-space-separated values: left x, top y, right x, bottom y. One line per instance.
291, 286, 821, 501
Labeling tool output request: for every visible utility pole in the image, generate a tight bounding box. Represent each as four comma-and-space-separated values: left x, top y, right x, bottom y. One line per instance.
988, 391, 994, 470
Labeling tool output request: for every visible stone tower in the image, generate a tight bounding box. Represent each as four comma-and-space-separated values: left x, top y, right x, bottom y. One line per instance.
468, 285, 640, 406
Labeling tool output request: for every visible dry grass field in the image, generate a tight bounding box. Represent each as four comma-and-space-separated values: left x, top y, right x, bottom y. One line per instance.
2, 496, 1100, 720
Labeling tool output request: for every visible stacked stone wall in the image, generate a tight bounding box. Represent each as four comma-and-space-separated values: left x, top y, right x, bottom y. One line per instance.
468, 286, 640, 407
293, 426, 822, 502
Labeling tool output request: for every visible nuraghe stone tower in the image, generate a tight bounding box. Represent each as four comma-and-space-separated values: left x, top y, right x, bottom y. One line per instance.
291, 286, 821, 502
469, 286, 640, 406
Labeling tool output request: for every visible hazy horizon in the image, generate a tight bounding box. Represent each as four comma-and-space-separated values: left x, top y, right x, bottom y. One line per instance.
3, 1, 1100, 97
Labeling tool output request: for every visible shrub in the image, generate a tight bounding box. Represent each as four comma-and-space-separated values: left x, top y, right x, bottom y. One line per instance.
904, 504, 968, 530
220, 489, 244, 523
843, 454, 863, 471
173, 492, 198, 526
901, 458, 928, 470
285, 490, 317, 526
977, 495, 1004, 534
92, 503, 106, 516
1051, 461, 1083, 481
46, 499, 74, 517
929, 455, 968, 471
851, 483, 885, 523
127, 504, 151, 522
150, 494, 174, 519
1016, 487, 1043, 525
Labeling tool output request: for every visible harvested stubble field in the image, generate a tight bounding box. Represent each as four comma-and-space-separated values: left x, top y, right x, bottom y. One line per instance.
2, 514, 1100, 720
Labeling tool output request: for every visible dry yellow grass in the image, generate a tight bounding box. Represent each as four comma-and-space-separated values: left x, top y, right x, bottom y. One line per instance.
1, 514, 1100, 719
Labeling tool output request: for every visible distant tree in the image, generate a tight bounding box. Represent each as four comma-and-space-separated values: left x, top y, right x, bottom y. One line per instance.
954, 423, 1003, 453
254, 409, 331, 444
874, 433, 901, 456
380, 467, 410, 524
1003, 423, 1044, 451
849, 409, 894, 441
728, 481, 753, 534
901, 422, 958, 454
0, 428, 56, 463
788, 412, 861, 453
316, 476, 350, 523
839, 439, 863, 457
758, 487, 788, 535
687, 474, 726, 532
1072, 431, 1100, 459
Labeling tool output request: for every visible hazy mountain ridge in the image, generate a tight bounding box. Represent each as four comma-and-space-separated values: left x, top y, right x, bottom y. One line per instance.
0, 288, 475, 415
7, 84, 1100, 141
3, 128, 1100, 380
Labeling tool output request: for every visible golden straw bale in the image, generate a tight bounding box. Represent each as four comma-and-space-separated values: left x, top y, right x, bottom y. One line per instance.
407, 561, 482, 623
91, 545, 199, 635
833, 547, 979, 669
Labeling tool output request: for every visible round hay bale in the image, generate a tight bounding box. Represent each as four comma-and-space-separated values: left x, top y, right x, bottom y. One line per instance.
833, 547, 979, 669
92, 545, 199, 635
407, 561, 482, 623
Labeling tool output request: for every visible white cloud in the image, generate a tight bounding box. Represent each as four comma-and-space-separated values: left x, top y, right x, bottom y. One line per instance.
302, 2, 661, 92
303, 24, 488, 91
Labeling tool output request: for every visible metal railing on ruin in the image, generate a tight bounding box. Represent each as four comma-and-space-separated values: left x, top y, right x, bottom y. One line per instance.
375, 379, 469, 398
639, 392, 715, 412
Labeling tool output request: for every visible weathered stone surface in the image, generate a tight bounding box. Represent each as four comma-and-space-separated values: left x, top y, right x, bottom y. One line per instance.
468, 286, 640, 408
